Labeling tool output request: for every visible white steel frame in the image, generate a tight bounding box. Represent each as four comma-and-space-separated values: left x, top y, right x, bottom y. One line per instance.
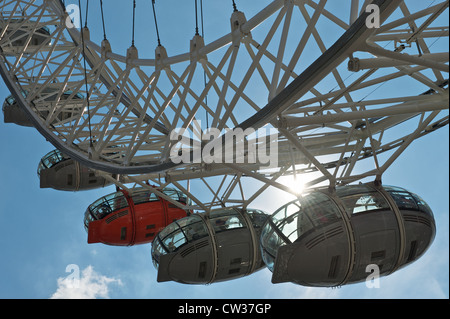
0, 0, 448, 212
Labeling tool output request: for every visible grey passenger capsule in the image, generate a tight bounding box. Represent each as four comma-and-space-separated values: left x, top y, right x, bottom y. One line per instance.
38, 149, 111, 191
3, 90, 83, 127
260, 183, 436, 287
151, 208, 268, 284
2, 93, 33, 127
0, 19, 50, 55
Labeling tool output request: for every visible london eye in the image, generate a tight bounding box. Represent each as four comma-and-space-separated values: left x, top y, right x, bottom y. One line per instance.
0, 0, 448, 296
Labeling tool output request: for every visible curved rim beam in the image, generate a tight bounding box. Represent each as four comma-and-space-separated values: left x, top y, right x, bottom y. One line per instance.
1, 0, 448, 197
1, 0, 403, 174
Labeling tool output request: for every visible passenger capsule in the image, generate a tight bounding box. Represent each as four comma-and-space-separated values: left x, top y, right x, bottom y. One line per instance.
38, 149, 112, 191
260, 183, 436, 287
85, 187, 191, 246
3, 92, 33, 127
0, 19, 50, 55
151, 208, 269, 284
3, 90, 83, 127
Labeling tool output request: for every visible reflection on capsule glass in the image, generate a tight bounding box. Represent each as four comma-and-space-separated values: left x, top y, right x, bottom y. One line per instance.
260, 183, 436, 287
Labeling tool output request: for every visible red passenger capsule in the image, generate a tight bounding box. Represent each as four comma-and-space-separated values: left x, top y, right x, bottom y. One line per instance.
84, 188, 191, 246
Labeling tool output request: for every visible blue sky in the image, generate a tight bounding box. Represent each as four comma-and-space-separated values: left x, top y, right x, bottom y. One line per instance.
0, 0, 448, 299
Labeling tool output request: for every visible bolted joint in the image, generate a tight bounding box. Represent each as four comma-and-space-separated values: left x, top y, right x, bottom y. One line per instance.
101, 39, 111, 60
348, 57, 360, 72
155, 45, 169, 71
190, 34, 207, 63
88, 145, 99, 160
82, 27, 90, 41
126, 45, 138, 66
373, 175, 383, 187
277, 116, 288, 129
230, 10, 251, 43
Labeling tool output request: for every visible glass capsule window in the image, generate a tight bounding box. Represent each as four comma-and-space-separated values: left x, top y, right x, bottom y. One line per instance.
260, 222, 286, 272
87, 192, 129, 220
162, 188, 190, 204
260, 201, 302, 272
384, 186, 433, 216
4, 95, 16, 106
41, 149, 64, 168
265, 192, 341, 245
161, 226, 188, 252
128, 187, 189, 206
151, 215, 209, 269
130, 189, 159, 205
1, 19, 50, 32
37, 149, 65, 176
163, 189, 181, 201
245, 209, 269, 235
277, 202, 304, 243
300, 191, 340, 227
386, 187, 418, 211
410, 193, 433, 216
210, 210, 246, 233
337, 184, 390, 215
84, 211, 95, 231
152, 238, 165, 269
176, 216, 208, 242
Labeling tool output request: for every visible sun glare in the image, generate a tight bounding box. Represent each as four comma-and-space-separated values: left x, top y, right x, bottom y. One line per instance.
279, 176, 306, 196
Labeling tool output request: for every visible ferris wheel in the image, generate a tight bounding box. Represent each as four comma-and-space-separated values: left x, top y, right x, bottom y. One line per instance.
0, 0, 448, 209
1, 0, 448, 287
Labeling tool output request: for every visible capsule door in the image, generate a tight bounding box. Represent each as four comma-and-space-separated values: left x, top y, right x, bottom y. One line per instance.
163, 200, 189, 225
337, 185, 401, 283
133, 198, 167, 244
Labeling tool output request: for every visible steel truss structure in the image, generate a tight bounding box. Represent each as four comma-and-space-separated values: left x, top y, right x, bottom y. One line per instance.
0, 0, 448, 213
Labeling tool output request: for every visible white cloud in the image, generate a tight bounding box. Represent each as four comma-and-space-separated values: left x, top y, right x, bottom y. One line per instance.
50, 265, 123, 299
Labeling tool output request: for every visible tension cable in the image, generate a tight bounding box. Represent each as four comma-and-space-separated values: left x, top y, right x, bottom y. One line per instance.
99, 0, 107, 40
232, 0, 238, 12
199, 0, 209, 128
84, 0, 89, 28
194, 0, 200, 36
132, 0, 136, 47
77, 0, 94, 148
151, 0, 162, 46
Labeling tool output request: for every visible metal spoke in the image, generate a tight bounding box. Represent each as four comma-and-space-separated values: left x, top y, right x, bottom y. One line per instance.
0, 0, 447, 212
